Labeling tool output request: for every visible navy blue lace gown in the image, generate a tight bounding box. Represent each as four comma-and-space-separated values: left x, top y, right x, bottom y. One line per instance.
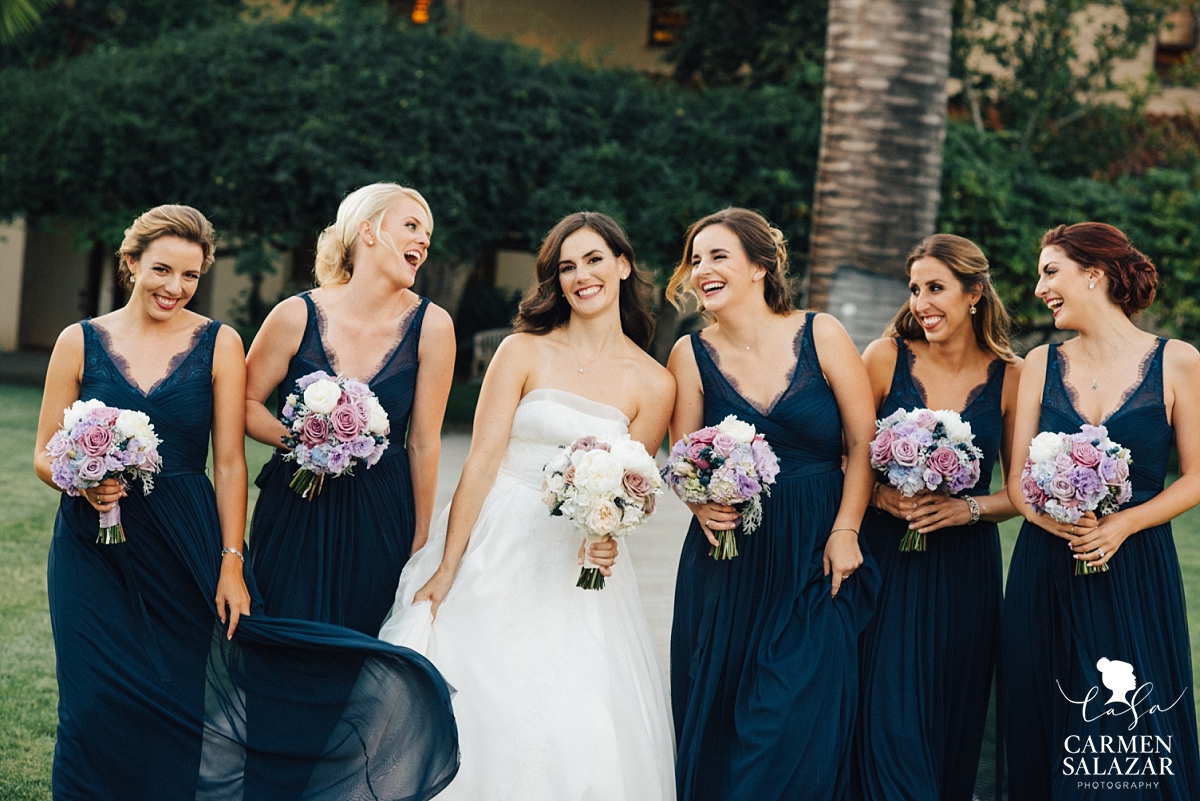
671, 313, 881, 801
48, 319, 458, 801
1003, 339, 1199, 800
848, 339, 1004, 801
250, 293, 427, 635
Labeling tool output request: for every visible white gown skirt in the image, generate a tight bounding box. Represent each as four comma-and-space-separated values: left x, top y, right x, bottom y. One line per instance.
379, 463, 676, 801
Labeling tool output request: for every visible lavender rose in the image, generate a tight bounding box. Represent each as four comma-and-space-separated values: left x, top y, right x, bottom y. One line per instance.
711, 432, 738, 458
347, 437, 375, 459
870, 428, 896, 466
77, 455, 108, 483
927, 447, 961, 477
331, 404, 363, 442
1021, 474, 1047, 507
79, 425, 115, 457
913, 409, 938, 431
47, 433, 71, 459
571, 436, 598, 452
1048, 474, 1077, 502
1070, 440, 1102, 468
750, 439, 780, 483
890, 437, 921, 468
299, 415, 331, 447
1098, 456, 1130, 486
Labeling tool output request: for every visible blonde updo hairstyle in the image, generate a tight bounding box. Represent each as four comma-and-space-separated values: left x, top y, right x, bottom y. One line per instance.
314, 183, 434, 286
885, 233, 1017, 363
116, 205, 216, 288
666, 207, 794, 316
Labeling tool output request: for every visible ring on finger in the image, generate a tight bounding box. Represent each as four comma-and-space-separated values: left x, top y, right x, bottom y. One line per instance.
1097, 548, 1105, 558
1070, 525, 1076, 535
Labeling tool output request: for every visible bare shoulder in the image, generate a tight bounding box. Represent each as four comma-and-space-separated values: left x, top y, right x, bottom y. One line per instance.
810, 311, 850, 343
261, 295, 309, 333
491, 331, 544, 368
214, 323, 245, 357
54, 322, 85, 352
862, 337, 898, 369
1023, 344, 1049, 372
631, 348, 674, 402
667, 334, 697, 368
419, 302, 455, 341
1163, 337, 1200, 377
1003, 355, 1025, 384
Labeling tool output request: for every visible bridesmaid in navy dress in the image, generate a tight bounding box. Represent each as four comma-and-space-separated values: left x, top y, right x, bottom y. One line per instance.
246, 183, 455, 635
849, 234, 1021, 800
34, 205, 458, 799
1003, 222, 1200, 799
666, 208, 880, 801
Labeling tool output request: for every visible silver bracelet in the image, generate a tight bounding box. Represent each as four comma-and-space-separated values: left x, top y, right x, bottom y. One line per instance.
220, 547, 245, 562
965, 496, 980, 525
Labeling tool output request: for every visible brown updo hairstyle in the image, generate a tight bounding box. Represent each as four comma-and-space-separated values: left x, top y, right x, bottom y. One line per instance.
116, 205, 216, 288
513, 212, 656, 350
665, 207, 794, 316
885, 234, 1017, 363
1040, 222, 1157, 317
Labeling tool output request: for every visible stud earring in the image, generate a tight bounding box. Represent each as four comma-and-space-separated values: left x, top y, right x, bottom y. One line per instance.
1089, 281, 1095, 289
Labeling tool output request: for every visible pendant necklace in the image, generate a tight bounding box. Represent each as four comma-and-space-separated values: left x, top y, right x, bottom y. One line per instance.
568, 335, 611, 373
1083, 333, 1130, 391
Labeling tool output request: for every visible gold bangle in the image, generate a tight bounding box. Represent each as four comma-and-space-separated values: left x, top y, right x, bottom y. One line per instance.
831, 527, 859, 536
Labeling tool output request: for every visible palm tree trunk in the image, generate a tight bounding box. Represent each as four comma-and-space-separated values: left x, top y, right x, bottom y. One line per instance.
807, 0, 953, 347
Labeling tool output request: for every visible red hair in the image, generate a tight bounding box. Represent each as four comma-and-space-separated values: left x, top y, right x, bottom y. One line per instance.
1040, 223, 1157, 316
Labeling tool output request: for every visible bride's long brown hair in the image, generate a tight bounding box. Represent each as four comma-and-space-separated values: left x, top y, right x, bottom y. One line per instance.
513, 212, 656, 350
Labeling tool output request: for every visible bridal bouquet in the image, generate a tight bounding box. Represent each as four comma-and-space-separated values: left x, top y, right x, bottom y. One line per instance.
280, 371, 389, 500
46, 399, 162, 544
1020, 424, 1132, 576
869, 407, 984, 552
541, 436, 662, 590
661, 415, 780, 560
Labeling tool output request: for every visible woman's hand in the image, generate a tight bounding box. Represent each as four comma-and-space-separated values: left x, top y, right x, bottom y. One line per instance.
1069, 511, 1133, 570
215, 555, 251, 639
872, 483, 916, 520
1039, 509, 1099, 542
824, 528, 863, 599
414, 568, 458, 620
81, 478, 126, 514
685, 501, 741, 548
906, 494, 975, 534
577, 536, 619, 577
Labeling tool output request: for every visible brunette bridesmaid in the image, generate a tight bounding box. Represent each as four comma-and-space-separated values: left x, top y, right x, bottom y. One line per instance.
667, 208, 880, 801
245, 182, 455, 634
848, 234, 1021, 800
1003, 223, 1200, 800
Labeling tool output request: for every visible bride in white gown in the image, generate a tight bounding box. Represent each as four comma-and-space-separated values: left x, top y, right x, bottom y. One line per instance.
378, 212, 678, 801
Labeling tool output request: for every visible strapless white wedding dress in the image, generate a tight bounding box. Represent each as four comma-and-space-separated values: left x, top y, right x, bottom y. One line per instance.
378, 388, 676, 801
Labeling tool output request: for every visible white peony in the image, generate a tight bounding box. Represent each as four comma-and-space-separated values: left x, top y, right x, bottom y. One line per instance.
546, 451, 572, 474
717, 414, 757, 444
303, 379, 342, 415
365, 396, 390, 435
584, 498, 621, 536
932, 409, 973, 443
63, 398, 106, 429
609, 439, 654, 472
573, 450, 625, 496
544, 472, 566, 495
1029, 431, 1066, 464
114, 409, 157, 447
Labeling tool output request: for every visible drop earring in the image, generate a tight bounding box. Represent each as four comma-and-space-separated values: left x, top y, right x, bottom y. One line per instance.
969, 305, 977, 315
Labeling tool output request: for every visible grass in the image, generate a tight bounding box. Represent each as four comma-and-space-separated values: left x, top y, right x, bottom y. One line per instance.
2, 383, 1200, 798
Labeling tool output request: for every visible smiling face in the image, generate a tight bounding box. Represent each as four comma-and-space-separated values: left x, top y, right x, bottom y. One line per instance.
688, 224, 765, 315
908, 257, 980, 344
125, 235, 205, 321
556, 227, 630, 317
1036, 245, 1101, 329
366, 196, 431, 288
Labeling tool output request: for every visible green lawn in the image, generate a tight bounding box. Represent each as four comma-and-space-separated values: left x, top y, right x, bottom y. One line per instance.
2, 382, 1200, 798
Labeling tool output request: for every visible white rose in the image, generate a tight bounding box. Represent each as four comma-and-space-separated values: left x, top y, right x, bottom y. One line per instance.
303, 379, 342, 415
717, 414, 756, 444
609, 439, 654, 472
544, 473, 566, 495
366, 396, 390, 435
63, 398, 106, 429
1028, 431, 1066, 464
547, 451, 571, 474
584, 498, 620, 536
574, 450, 625, 496
933, 410, 973, 443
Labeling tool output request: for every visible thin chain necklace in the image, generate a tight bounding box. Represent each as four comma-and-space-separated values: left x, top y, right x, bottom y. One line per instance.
1080, 332, 1130, 391
567, 335, 612, 373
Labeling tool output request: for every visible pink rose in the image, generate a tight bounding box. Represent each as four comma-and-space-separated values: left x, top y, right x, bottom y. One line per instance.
690, 427, 718, 446
711, 432, 737, 458
870, 428, 896, 466
1053, 453, 1074, 471
299, 415, 331, 447
350, 398, 371, 425
890, 437, 920, 468
687, 440, 708, 464
1021, 474, 1046, 508
93, 406, 120, 425
927, 447, 960, 477
330, 404, 363, 442
571, 436, 597, 452
1048, 475, 1076, 501
1070, 440, 1102, 468
77, 455, 108, 482
563, 465, 576, 485
622, 470, 653, 498
913, 409, 938, 431
642, 492, 657, 516
79, 425, 115, 457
